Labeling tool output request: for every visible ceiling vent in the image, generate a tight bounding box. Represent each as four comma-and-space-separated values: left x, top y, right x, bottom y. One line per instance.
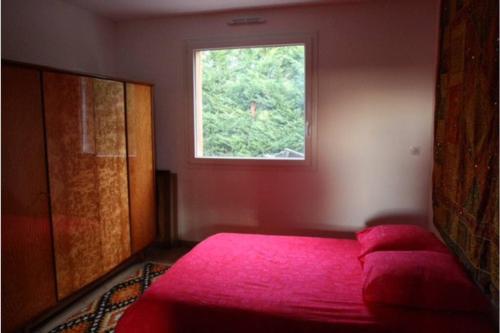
227, 16, 266, 26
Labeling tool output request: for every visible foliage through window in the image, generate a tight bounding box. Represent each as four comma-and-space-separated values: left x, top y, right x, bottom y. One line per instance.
194, 45, 307, 160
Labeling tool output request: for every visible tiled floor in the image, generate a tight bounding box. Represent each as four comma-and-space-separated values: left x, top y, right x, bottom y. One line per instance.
34, 245, 193, 333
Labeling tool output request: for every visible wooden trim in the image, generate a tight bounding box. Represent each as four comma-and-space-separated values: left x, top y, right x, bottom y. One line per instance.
169, 173, 178, 245
155, 170, 180, 247
150, 85, 159, 244
39, 71, 60, 301
2, 59, 154, 87
194, 52, 204, 156
123, 82, 134, 254
156, 170, 171, 246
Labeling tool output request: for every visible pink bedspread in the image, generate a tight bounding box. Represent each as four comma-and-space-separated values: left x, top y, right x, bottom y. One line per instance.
116, 233, 494, 333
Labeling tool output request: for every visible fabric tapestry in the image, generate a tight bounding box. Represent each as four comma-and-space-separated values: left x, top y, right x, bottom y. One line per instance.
433, 0, 499, 306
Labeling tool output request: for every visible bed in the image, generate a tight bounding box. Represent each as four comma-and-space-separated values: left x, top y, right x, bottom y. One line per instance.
116, 232, 494, 333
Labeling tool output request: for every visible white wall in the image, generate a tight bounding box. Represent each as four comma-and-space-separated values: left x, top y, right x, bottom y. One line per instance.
2, 0, 117, 75
115, 0, 440, 241
3, 0, 439, 241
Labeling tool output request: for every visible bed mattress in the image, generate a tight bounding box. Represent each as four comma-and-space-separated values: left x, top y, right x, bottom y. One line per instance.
116, 233, 494, 333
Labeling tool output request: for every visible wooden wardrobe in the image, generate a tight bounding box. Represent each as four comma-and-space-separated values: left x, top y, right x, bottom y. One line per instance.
1, 62, 157, 333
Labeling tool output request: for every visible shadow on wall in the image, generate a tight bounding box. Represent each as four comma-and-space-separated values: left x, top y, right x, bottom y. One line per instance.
188, 224, 357, 240
180, 213, 430, 242
364, 212, 429, 229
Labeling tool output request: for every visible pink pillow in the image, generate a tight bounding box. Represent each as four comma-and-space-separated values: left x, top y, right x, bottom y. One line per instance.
356, 224, 449, 259
362, 251, 490, 312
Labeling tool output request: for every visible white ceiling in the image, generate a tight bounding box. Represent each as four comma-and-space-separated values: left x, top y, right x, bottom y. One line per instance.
62, 0, 344, 21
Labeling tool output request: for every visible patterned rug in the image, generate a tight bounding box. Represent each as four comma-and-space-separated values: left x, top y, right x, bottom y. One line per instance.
48, 262, 170, 333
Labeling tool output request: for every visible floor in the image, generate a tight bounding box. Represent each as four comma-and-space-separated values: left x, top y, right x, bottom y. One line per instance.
34, 245, 193, 333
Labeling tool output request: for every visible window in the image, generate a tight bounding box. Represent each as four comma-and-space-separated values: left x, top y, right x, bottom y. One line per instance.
187, 34, 316, 165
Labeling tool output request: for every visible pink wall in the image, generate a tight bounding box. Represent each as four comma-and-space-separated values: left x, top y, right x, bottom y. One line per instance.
2, 0, 117, 75
116, 0, 440, 241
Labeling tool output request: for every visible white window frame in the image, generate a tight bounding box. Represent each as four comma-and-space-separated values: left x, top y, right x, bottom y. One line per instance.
185, 33, 317, 168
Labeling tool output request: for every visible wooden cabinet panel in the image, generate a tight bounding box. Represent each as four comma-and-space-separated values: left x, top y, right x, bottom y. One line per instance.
43, 73, 131, 299
1, 66, 57, 333
93, 79, 131, 272
126, 83, 157, 253
43, 73, 103, 299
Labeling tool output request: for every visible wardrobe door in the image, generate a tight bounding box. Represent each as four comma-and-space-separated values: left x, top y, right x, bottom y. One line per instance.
93, 78, 131, 272
126, 83, 157, 253
43, 73, 102, 299
1, 66, 57, 333
43, 72, 131, 299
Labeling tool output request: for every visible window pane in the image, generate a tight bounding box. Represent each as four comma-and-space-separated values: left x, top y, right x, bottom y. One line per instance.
195, 45, 306, 160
